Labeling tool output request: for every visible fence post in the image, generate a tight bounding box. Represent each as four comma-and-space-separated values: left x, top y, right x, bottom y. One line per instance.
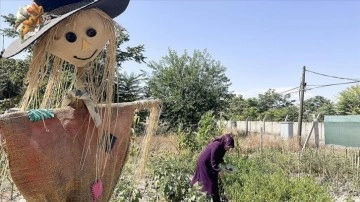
314, 117, 319, 149
260, 115, 267, 155
245, 117, 249, 136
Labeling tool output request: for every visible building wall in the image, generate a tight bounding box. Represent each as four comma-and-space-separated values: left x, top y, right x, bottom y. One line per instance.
220, 120, 324, 142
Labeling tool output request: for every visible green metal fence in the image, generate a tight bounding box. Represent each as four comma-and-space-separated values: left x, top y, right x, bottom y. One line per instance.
324, 115, 360, 147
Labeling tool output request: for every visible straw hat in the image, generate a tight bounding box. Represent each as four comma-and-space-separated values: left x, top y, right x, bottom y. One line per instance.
1, 0, 130, 58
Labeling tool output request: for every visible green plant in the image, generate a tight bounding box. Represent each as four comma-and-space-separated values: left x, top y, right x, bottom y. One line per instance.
111, 164, 143, 202
177, 126, 199, 153
196, 111, 221, 149
219, 149, 332, 201
148, 153, 207, 202
112, 179, 142, 202
290, 177, 331, 201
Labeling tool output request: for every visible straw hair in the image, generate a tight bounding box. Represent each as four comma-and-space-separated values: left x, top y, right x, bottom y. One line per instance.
134, 103, 162, 184
20, 8, 117, 111
0, 142, 10, 189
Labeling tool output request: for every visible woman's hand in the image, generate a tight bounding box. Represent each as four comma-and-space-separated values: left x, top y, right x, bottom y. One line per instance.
219, 170, 225, 178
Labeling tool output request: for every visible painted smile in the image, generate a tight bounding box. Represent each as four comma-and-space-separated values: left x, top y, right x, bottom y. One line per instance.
73, 50, 98, 60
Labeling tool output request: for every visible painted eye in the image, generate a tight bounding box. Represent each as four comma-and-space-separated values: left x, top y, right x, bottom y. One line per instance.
65, 32, 77, 43
86, 28, 97, 37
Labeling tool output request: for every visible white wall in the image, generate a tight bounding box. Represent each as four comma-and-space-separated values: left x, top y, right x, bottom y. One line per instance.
220, 120, 324, 141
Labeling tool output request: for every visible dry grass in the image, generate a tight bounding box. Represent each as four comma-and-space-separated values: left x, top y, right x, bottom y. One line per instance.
135, 133, 358, 157
236, 134, 300, 154
133, 134, 179, 154
134, 133, 302, 156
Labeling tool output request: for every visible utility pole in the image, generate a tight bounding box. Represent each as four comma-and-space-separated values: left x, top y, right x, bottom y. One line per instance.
297, 66, 306, 148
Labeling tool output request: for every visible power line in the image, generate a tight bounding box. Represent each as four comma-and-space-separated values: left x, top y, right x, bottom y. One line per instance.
275, 69, 359, 98
277, 86, 299, 95
285, 90, 302, 96
307, 81, 360, 91
306, 69, 360, 82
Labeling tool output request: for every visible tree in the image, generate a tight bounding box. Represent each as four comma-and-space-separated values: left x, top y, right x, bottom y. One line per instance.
336, 85, 360, 115
114, 71, 145, 102
262, 106, 298, 122
304, 96, 332, 112
147, 49, 232, 130
1, 14, 17, 37
226, 95, 261, 121
241, 98, 260, 120
255, 89, 295, 121
226, 94, 246, 120
115, 26, 146, 66
257, 89, 294, 114
0, 58, 29, 112
225, 89, 298, 121
303, 96, 335, 121
316, 103, 336, 120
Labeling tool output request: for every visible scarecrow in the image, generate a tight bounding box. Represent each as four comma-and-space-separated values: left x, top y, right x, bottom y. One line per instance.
0, 0, 161, 201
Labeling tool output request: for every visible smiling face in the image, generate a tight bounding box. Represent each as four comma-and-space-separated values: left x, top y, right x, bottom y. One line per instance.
46, 9, 110, 67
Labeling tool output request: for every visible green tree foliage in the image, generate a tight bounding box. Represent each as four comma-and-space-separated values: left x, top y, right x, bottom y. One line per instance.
147, 49, 232, 130
336, 85, 360, 115
241, 98, 260, 120
113, 71, 148, 135
1, 14, 17, 37
304, 96, 332, 112
115, 26, 146, 66
227, 89, 296, 121
226, 94, 247, 120
303, 96, 335, 121
257, 89, 294, 114
196, 111, 222, 150
263, 106, 298, 122
0, 58, 29, 111
114, 71, 145, 102
317, 103, 336, 118
256, 89, 296, 121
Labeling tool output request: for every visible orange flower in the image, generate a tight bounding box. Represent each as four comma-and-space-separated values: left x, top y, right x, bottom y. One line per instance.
21, 3, 44, 37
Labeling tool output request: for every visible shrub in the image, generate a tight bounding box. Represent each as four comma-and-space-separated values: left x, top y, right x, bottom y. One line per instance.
221, 150, 332, 201
147, 153, 208, 202
196, 111, 221, 149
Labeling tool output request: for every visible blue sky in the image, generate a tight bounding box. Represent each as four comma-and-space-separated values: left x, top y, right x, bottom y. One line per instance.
1, 0, 360, 102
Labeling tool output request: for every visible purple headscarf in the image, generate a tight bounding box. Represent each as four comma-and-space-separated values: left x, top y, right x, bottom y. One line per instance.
213, 134, 235, 148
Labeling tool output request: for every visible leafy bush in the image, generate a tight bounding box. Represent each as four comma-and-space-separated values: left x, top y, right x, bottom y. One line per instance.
177, 111, 223, 153
147, 153, 208, 202
177, 127, 199, 153
290, 177, 331, 202
196, 111, 221, 148
112, 177, 142, 202
221, 150, 332, 201
111, 163, 143, 202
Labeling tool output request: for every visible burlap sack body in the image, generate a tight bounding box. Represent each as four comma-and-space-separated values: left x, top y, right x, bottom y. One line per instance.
0, 103, 136, 201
